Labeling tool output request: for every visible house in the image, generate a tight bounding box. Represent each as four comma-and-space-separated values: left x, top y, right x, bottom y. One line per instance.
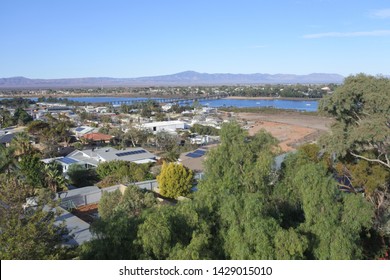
82, 132, 114, 144
54, 179, 158, 246
161, 103, 173, 112
65, 147, 157, 167
72, 126, 96, 138
55, 207, 93, 246
178, 147, 209, 173
84, 106, 108, 114
141, 120, 190, 134
41, 156, 86, 173
0, 133, 16, 147
47, 106, 74, 113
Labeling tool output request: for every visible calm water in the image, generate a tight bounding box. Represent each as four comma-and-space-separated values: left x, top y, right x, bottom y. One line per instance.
199, 98, 318, 112
0, 97, 318, 111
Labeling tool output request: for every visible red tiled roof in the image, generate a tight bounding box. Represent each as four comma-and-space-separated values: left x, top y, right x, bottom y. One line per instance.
82, 133, 113, 141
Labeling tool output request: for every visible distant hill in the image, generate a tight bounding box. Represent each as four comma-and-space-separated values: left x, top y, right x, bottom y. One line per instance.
0, 71, 345, 88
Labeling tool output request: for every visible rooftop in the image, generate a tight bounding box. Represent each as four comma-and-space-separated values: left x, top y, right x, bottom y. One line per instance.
55, 207, 93, 246
0, 133, 15, 144
82, 132, 113, 141
67, 147, 157, 166
178, 147, 209, 172
142, 120, 188, 127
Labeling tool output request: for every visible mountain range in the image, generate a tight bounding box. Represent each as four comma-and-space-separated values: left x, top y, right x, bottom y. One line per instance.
0, 71, 345, 88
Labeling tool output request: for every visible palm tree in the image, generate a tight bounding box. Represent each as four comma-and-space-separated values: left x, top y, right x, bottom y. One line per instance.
10, 132, 34, 157
43, 163, 68, 193
0, 145, 17, 174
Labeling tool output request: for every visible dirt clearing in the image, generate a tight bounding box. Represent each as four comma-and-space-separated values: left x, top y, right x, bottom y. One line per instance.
234, 111, 333, 152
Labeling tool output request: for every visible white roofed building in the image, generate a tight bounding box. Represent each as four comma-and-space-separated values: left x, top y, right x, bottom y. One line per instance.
140, 120, 190, 134
72, 126, 96, 138
66, 147, 157, 167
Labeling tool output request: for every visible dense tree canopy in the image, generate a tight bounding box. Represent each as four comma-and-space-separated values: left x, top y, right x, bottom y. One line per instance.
95, 160, 154, 188
0, 175, 69, 259
320, 74, 390, 240
79, 186, 156, 259
320, 74, 390, 170
191, 124, 219, 136
13, 107, 33, 126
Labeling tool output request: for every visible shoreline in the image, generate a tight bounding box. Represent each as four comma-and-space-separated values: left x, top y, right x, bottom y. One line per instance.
224, 96, 321, 101
0, 94, 321, 101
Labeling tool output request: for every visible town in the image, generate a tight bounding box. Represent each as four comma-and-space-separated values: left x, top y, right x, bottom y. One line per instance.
2, 2, 390, 280
1, 74, 389, 261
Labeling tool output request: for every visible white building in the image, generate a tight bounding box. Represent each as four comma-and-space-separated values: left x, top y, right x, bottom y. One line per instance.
141, 120, 190, 134
161, 103, 173, 112
66, 147, 157, 167
72, 126, 96, 138
42, 147, 158, 174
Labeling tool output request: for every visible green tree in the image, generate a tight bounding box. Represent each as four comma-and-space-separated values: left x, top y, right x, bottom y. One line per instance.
320, 74, 390, 253
154, 131, 178, 153
13, 107, 33, 126
10, 132, 35, 157
274, 148, 374, 259
0, 108, 13, 128
0, 145, 17, 174
0, 175, 69, 259
157, 162, 194, 198
98, 190, 124, 221
137, 201, 215, 260
95, 160, 153, 188
80, 185, 156, 259
67, 164, 98, 188
191, 124, 219, 136
124, 125, 151, 147
18, 154, 46, 195
319, 74, 390, 170
274, 228, 309, 260
200, 121, 278, 197
43, 162, 68, 193
98, 186, 156, 221
162, 147, 180, 162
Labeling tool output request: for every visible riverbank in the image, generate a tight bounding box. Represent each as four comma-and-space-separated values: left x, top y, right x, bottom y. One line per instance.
0, 93, 149, 99
0, 94, 322, 101
225, 96, 321, 101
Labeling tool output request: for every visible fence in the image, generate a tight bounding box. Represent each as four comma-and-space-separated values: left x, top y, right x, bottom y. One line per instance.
58, 180, 158, 210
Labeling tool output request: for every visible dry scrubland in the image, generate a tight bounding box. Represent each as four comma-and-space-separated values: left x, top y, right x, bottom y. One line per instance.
234, 111, 333, 152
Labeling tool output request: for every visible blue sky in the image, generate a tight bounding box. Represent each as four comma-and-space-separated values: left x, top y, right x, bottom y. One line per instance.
1, 0, 390, 78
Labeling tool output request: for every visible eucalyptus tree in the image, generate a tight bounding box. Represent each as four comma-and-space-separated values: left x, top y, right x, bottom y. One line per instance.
0, 175, 69, 259
320, 74, 390, 242
320, 74, 390, 170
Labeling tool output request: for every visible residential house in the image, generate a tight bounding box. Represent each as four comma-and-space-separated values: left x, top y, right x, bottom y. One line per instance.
0, 133, 15, 147
66, 147, 158, 167
72, 126, 96, 138
82, 132, 114, 145
178, 147, 208, 173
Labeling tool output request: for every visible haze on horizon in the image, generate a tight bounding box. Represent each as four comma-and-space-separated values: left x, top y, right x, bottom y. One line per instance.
1, 0, 390, 79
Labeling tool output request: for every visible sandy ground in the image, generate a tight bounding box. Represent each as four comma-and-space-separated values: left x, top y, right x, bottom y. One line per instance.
234, 111, 333, 152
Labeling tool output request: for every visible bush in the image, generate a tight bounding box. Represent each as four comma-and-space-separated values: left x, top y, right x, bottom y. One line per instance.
96, 160, 154, 185
157, 162, 194, 198
67, 164, 99, 187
